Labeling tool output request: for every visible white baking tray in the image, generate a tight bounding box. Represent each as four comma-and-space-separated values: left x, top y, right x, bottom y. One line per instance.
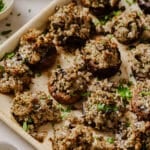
0, 0, 140, 149
0, 0, 71, 149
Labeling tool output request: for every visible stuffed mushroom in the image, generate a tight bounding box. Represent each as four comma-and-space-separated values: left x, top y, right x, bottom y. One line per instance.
18, 29, 57, 69
131, 80, 150, 120
48, 2, 93, 47
80, 0, 120, 16
48, 66, 91, 105
82, 37, 121, 78
130, 44, 150, 80
12, 91, 61, 128
83, 80, 125, 131
112, 11, 142, 44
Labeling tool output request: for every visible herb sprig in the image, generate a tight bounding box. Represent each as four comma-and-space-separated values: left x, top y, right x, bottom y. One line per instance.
117, 84, 132, 105
106, 137, 115, 144
58, 104, 71, 119
97, 103, 118, 113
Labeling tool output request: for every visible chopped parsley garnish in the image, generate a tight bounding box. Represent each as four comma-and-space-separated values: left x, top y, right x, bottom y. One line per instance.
140, 91, 150, 96
22, 118, 33, 131
23, 121, 28, 132
58, 104, 71, 119
125, 0, 135, 5
93, 136, 99, 140
1, 30, 12, 35
106, 137, 115, 144
93, 10, 122, 27
99, 17, 108, 25
48, 95, 51, 99
0, 0, 4, 12
93, 18, 101, 26
117, 85, 132, 100
144, 26, 150, 31
112, 10, 121, 16
81, 91, 91, 97
97, 103, 118, 112
5, 52, 15, 59
108, 34, 114, 39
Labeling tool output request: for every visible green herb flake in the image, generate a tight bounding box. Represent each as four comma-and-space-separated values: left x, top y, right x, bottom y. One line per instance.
97, 103, 105, 111
93, 136, 99, 140
99, 19, 107, 25
5, 52, 15, 59
1, 30, 12, 35
140, 91, 150, 96
144, 26, 150, 31
81, 92, 91, 97
112, 10, 121, 16
104, 15, 109, 20
125, 0, 135, 6
48, 95, 51, 99
93, 19, 101, 26
106, 137, 115, 144
97, 103, 118, 112
0, 0, 4, 12
59, 105, 71, 119
117, 85, 132, 100
23, 121, 28, 132
108, 34, 114, 39
61, 111, 70, 119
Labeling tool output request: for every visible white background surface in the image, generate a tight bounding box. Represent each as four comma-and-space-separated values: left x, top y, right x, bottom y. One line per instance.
0, 0, 52, 149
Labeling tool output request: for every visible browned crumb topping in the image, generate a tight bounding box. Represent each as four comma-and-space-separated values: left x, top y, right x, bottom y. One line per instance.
131, 80, 150, 120
112, 11, 143, 44
0, 73, 31, 93
83, 79, 125, 130
0, 54, 32, 94
12, 91, 61, 128
116, 116, 150, 150
82, 37, 121, 78
130, 44, 150, 80
141, 15, 150, 41
81, 0, 119, 9
0, 54, 31, 76
53, 124, 93, 150
1, 0, 148, 147
19, 29, 56, 65
48, 66, 92, 104
80, 0, 120, 16
48, 2, 92, 47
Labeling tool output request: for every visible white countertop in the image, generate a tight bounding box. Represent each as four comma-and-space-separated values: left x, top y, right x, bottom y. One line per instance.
0, 0, 52, 149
